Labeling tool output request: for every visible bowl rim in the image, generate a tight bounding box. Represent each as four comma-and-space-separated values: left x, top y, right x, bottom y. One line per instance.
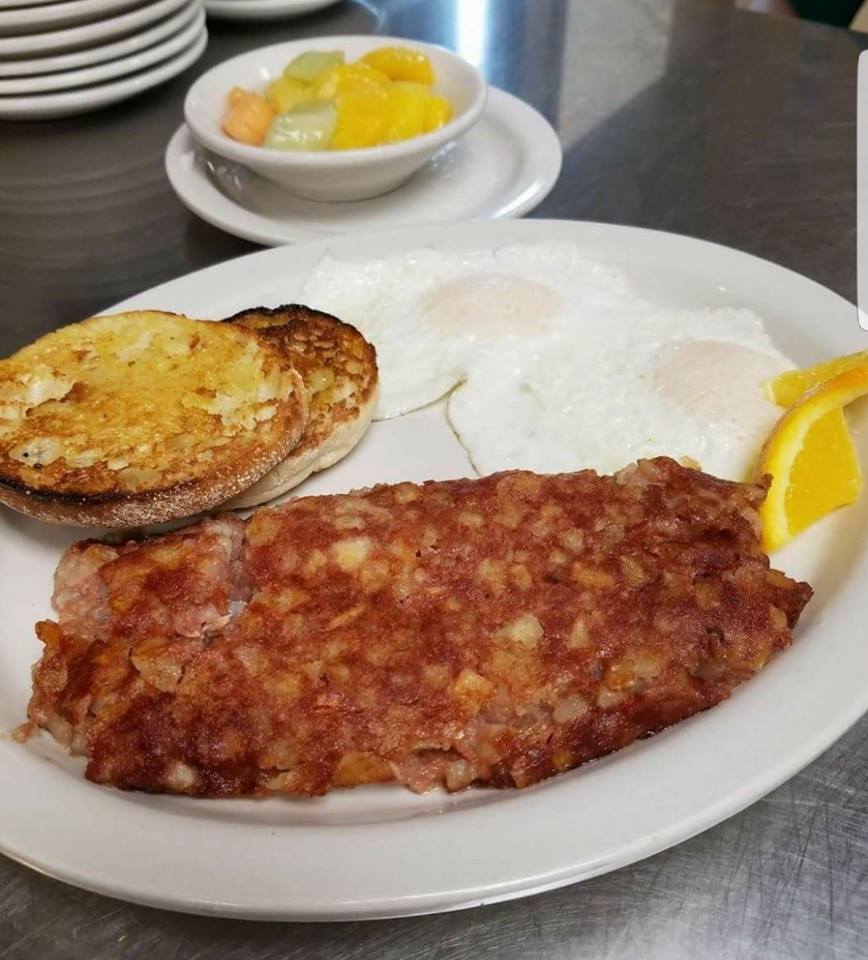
183, 35, 488, 168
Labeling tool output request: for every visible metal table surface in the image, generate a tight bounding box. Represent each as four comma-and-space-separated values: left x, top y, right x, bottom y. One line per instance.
1, 0, 867, 957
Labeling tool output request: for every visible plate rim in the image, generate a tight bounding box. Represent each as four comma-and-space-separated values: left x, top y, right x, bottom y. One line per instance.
203, 0, 338, 15
0, 0, 200, 77
0, 25, 205, 118
1, 218, 866, 921
0, 9, 205, 94
0, 0, 150, 37
0, 0, 190, 57
0, 0, 86, 9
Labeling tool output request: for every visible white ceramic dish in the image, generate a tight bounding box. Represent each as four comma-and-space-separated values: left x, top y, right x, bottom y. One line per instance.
0, 25, 205, 118
0, 0, 199, 77
0, 0, 189, 56
184, 36, 487, 201
0, 0, 80, 10
1, 219, 866, 921
204, 0, 339, 20
166, 86, 561, 244
0, 0, 148, 37
0, 10, 203, 94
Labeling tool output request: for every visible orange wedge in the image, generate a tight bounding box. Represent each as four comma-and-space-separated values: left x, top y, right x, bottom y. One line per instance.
764, 352, 866, 549
765, 349, 868, 406
755, 364, 868, 551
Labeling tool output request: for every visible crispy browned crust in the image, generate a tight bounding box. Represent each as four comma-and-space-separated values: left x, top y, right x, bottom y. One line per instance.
226, 304, 378, 461
222, 305, 378, 506
0, 312, 309, 527
27, 458, 812, 796
0, 447, 294, 528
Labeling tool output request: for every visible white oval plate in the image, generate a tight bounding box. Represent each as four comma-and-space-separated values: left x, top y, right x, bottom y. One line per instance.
204, 0, 339, 21
0, 9, 203, 94
0, 25, 205, 118
0, 0, 148, 38
167, 87, 562, 244
0, 0, 189, 56
0, 0, 199, 77
1, 219, 866, 921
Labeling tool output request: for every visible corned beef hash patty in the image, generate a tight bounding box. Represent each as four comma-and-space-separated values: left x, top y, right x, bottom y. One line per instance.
26, 458, 812, 797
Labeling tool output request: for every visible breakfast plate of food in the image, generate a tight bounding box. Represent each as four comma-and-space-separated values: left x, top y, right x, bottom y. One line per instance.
0, 218, 866, 920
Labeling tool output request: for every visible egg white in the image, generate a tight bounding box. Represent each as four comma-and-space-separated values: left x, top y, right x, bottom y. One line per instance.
300, 242, 793, 481
448, 306, 790, 481
300, 242, 633, 420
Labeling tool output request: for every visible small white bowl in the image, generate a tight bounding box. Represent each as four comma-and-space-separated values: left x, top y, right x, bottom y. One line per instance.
184, 36, 487, 202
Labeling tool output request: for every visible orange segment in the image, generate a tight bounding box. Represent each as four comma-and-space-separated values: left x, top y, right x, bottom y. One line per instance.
783, 410, 861, 537
383, 81, 430, 142
424, 94, 452, 131
331, 88, 390, 149
313, 62, 390, 100
755, 365, 868, 551
359, 46, 435, 85
766, 349, 868, 407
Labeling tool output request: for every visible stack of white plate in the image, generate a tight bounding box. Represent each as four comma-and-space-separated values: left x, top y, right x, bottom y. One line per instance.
204, 0, 338, 23
0, 0, 207, 119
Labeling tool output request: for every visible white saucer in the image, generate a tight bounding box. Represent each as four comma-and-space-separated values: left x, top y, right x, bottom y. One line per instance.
0, 9, 203, 94
204, 0, 339, 21
0, 0, 148, 37
0, 0, 199, 76
165, 86, 562, 245
0, 25, 205, 118
0, 0, 189, 56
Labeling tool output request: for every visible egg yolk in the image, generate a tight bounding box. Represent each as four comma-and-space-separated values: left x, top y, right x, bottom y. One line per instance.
421, 276, 563, 338
652, 340, 786, 430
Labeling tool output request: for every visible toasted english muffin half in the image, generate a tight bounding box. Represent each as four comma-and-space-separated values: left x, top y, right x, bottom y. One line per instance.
223, 305, 378, 508
0, 310, 308, 527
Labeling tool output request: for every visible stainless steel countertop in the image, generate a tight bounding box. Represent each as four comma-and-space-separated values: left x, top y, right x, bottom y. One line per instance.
2, 1, 867, 956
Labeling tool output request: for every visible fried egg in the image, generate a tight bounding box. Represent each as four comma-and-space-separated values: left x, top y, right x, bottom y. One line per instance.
447, 309, 790, 480
301, 241, 793, 481
300, 242, 631, 419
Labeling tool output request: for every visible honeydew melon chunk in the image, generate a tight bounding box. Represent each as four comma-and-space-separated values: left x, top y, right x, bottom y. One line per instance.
284, 50, 345, 83
264, 101, 337, 151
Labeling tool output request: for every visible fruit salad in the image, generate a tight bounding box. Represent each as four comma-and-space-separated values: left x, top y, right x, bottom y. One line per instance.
222, 46, 453, 151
